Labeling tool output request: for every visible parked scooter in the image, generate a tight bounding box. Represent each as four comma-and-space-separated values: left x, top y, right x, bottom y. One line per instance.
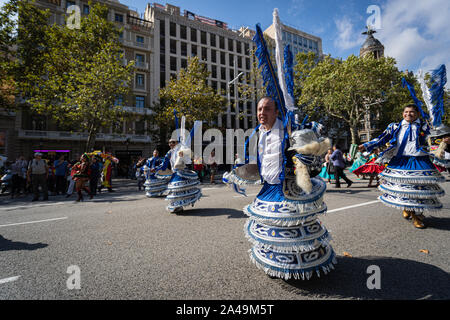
1, 169, 12, 194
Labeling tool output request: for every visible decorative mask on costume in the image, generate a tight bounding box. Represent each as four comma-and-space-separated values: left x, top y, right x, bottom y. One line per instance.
288, 129, 331, 193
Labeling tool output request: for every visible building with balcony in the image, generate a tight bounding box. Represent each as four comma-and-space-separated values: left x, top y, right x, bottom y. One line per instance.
144, 2, 259, 131
9, 0, 155, 172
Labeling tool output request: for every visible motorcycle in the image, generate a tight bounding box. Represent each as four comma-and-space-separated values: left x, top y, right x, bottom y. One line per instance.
1, 169, 12, 194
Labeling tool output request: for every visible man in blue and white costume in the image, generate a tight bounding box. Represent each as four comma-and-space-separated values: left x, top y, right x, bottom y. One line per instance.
153, 128, 201, 214
359, 64, 448, 229
142, 149, 169, 197
223, 10, 337, 280
429, 124, 450, 171
359, 104, 445, 229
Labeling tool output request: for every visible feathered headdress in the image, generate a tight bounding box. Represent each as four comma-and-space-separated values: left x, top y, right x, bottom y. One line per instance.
417, 64, 447, 128
401, 77, 430, 120
253, 23, 286, 121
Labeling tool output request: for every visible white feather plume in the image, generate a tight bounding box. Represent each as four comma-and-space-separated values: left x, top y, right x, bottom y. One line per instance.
273, 8, 295, 112
417, 69, 434, 125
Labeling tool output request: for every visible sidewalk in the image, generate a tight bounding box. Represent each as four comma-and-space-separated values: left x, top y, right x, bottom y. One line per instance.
0, 178, 139, 206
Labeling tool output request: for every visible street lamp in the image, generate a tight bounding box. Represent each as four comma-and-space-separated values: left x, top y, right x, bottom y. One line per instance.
227, 71, 244, 128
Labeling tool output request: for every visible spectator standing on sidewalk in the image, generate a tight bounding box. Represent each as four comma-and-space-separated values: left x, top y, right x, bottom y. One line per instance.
47, 160, 56, 195
206, 150, 218, 184
27, 153, 49, 201
54, 155, 68, 195
10, 158, 21, 199
193, 156, 204, 183
11, 156, 28, 198
65, 159, 77, 198
330, 144, 353, 188
89, 156, 101, 196
18, 156, 28, 195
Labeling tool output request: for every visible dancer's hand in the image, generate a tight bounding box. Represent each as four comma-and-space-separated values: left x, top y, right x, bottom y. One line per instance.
358, 144, 366, 152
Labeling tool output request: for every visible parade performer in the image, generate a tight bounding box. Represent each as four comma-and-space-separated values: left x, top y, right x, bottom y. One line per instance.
99, 153, 117, 193
153, 118, 202, 213
71, 153, 92, 202
352, 148, 385, 187
223, 10, 336, 280
349, 151, 368, 175
143, 149, 171, 197
429, 125, 450, 172
359, 65, 447, 229
319, 148, 335, 183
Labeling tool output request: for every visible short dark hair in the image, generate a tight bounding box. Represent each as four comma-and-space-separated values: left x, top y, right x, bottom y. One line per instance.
403, 103, 419, 113
258, 96, 278, 112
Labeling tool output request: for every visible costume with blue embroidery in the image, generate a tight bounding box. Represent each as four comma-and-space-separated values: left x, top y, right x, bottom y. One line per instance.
362, 65, 447, 228
154, 117, 202, 213
143, 154, 170, 198
223, 10, 336, 280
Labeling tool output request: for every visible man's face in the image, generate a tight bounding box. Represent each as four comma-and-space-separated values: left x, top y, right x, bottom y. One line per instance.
403, 107, 419, 123
153, 151, 159, 157
169, 141, 177, 149
257, 98, 278, 129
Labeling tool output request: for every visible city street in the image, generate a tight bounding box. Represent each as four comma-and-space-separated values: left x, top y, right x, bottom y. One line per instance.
0, 174, 449, 300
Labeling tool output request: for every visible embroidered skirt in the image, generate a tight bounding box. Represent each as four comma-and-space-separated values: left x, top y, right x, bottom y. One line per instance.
378, 156, 445, 212
319, 165, 335, 180
165, 169, 202, 212
244, 176, 336, 280
144, 171, 171, 198
352, 158, 385, 177
349, 157, 367, 173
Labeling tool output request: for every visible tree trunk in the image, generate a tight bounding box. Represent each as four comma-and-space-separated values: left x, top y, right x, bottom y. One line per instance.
350, 126, 359, 145
85, 123, 97, 153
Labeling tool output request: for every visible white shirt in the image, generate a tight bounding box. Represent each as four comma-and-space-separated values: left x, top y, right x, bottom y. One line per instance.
258, 118, 284, 184
170, 144, 181, 168
396, 119, 427, 157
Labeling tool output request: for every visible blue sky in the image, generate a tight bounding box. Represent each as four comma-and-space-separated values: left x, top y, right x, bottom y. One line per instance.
1, 0, 448, 78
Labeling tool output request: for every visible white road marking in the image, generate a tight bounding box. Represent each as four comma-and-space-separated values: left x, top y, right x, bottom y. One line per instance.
0, 276, 20, 285
327, 200, 381, 213
0, 217, 68, 228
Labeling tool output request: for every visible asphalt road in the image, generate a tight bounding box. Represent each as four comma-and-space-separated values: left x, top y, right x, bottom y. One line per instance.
1, 173, 449, 300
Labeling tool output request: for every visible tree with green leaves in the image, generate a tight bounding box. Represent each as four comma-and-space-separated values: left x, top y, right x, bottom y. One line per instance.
237, 48, 266, 112
0, 0, 51, 111
298, 54, 412, 144
16, 1, 134, 152
155, 56, 226, 133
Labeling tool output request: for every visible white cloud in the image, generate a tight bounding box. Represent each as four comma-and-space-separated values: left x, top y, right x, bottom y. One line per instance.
333, 16, 365, 51
377, 0, 450, 80
331, 0, 449, 88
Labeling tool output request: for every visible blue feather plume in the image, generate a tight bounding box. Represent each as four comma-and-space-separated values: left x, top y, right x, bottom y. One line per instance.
173, 109, 180, 141
401, 78, 430, 120
252, 24, 286, 121
283, 45, 295, 104
429, 64, 447, 127
174, 109, 179, 129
